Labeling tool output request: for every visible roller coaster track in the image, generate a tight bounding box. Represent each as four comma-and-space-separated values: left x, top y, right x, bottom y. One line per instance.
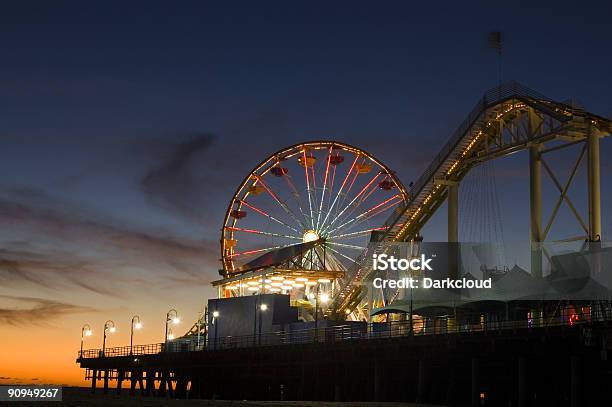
328, 81, 611, 317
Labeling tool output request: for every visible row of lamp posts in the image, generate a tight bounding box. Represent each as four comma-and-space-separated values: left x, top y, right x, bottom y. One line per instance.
80, 309, 181, 357
80, 289, 331, 355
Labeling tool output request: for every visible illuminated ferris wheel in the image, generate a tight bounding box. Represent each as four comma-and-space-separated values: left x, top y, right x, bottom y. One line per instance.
220, 141, 407, 299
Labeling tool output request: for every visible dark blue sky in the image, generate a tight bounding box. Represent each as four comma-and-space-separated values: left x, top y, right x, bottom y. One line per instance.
1, 1, 611, 329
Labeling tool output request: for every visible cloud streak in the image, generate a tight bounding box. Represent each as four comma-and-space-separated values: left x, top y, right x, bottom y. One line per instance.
141, 133, 217, 221
0, 188, 218, 295
0, 295, 96, 327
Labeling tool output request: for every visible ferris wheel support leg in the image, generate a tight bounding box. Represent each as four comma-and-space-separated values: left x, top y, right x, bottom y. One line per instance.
529, 143, 543, 278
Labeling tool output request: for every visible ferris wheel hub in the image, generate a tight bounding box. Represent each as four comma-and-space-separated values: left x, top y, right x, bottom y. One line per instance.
302, 229, 320, 243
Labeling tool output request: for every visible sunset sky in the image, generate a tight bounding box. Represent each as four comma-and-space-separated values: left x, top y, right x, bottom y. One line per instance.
1, 1, 611, 386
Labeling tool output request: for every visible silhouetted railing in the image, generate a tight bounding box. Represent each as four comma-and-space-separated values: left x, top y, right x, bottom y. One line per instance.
78, 305, 612, 359
79, 343, 163, 359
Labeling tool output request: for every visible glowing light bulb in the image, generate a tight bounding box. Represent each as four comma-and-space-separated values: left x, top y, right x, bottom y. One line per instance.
302, 230, 319, 243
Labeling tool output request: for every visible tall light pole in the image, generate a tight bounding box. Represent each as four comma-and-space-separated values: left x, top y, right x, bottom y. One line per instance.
253, 298, 268, 346
315, 284, 330, 328
318, 291, 329, 340
253, 298, 258, 346
130, 315, 142, 355
212, 310, 219, 349
80, 324, 92, 358
102, 320, 116, 357
258, 302, 267, 345
165, 309, 180, 345
314, 285, 320, 329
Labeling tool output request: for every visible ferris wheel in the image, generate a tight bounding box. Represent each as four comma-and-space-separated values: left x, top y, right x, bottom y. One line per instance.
220, 141, 407, 298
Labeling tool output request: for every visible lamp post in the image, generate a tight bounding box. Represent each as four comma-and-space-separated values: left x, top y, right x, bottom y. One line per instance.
165, 309, 179, 345
253, 298, 267, 346
130, 315, 142, 355
315, 285, 330, 328
318, 291, 329, 341
102, 320, 116, 357
80, 324, 92, 358
212, 310, 219, 349
314, 285, 320, 329
259, 302, 267, 345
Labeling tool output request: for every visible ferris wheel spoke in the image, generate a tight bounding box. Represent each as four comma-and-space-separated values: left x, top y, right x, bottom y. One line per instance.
325, 174, 387, 234
323, 250, 346, 271
254, 175, 307, 229
310, 247, 324, 270
326, 194, 402, 235
302, 149, 315, 229
225, 226, 301, 240
316, 146, 333, 231
338, 197, 402, 234
310, 158, 318, 210
320, 172, 381, 234
229, 242, 301, 258
302, 247, 323, 270
339, 196, 402, 234
283, 175, 313, 227
325, 244, 360, 264
239, 200, 300, 233
361, 179, 382, 202
330, 227, 388, 240
325, 163, 337, 221
301, 248, 312, 269
319, 154, 359, 231
332, 163, 359, 220
327, 241, 367, 250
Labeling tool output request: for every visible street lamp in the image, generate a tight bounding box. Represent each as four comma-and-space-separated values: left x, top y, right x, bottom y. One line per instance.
259, 302, 267, 345
253, 300, 268, 346
165, 309, 179, 344
102, 320, 116, 357
130, 315, 142, 355
80, 324, 92, 358
314, 285, 330, 328
212, 310, 219, 349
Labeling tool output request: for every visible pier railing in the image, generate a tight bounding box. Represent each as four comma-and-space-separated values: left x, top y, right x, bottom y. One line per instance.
79, 343, 163, 359
78, 305, 612, 359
